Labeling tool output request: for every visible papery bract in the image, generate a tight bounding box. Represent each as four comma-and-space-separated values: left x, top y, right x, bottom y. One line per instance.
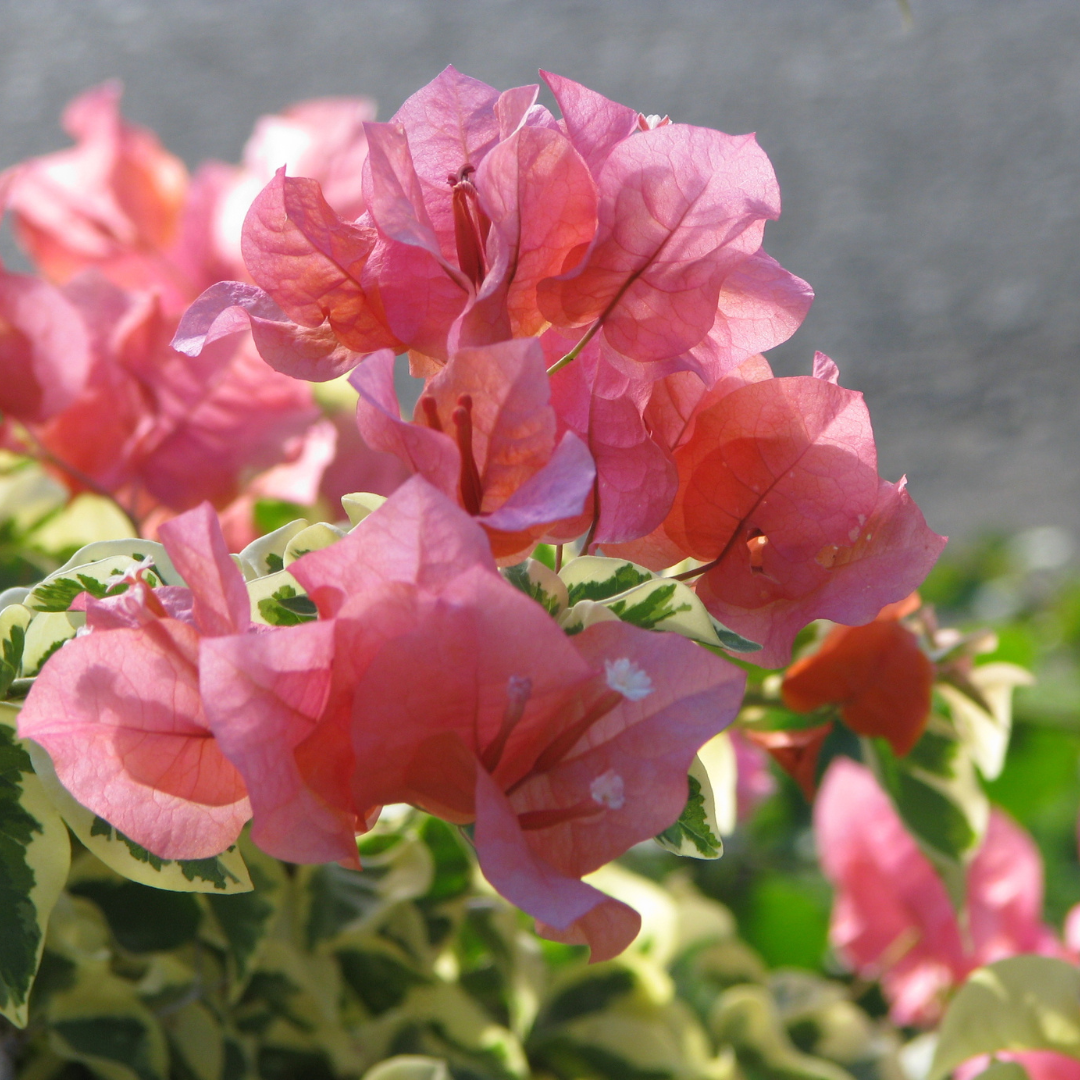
352, 340, 595, 558
1, 82, 189, 307
537, 122, 810, 377
0, 264, 92, 423
545, 331, 677, 543
615, 356, 945, 666
815, 758, 1063, 1027
17, 503, 251, 859
201, 478, 745, 960
782, 594, 933, 756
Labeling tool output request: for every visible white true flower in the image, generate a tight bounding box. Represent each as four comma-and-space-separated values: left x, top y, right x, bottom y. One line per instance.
590, 770, 626, 810
604, 657, 654, 701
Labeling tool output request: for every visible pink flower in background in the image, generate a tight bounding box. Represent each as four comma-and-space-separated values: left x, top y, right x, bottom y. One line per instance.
815, 758, 1063, 1027
1, 83, 387, 531
18, 504, 252, 859
0, 264, 92, 424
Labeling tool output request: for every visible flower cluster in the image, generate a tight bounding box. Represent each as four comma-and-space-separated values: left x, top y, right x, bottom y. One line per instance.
6, 67, 948, 962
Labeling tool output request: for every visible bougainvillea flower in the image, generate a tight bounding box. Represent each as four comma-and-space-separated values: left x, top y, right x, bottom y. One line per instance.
201, 478, 745, 959
0, 263, 92, 423
956, 1054, 1080, 1080
782, 594, 933, 756
544, 330, 677, 544
35, 275, 322, 518
352, 340, 594, 559
1, 82, 189, 309
358, 76, 596, 359
536, 120, 811, 377
18, 503, 251, 859
213, 95, 377, 270
815, 758, 1064, 1027
744, 722, 833, 801
539, 71, 638, 180
615, 355, 945, 666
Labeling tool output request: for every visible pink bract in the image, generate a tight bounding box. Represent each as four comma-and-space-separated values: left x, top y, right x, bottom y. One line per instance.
18, 504, 252, 860
815, 758, 1063, 1027
612, 355, 944, 666
200, 478, 745, 960
352, 340, 594, 559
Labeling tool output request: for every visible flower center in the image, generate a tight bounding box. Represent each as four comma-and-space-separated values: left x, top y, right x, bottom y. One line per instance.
448, 164, 490, 289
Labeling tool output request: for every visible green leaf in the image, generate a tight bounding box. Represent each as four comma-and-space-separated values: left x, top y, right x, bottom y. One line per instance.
930, 957, 1080, 1080
68, 875, 202, 953
502, 559, 567, 616
253, 498, 309, 537
337, 943, 429, 1015
25, 740, 251, 894
362, 1057, 452, 1080
654, 770, 723, 860
237, 518, 310, 579
20, 611, 80, 678
0, 702, 70, 1027
257, 584, 318, 627
47, 968, 169, 1080
560, 556, 653, 606
282, 522, 345, 567
863, 715, 989, 909
0, 604, 30, 699
205, 836, 288, 996
711, 984, 854, 1080
608, 581, 690, 630
709, 619, 763, 654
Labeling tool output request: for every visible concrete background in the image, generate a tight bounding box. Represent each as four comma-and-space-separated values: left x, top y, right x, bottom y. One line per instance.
1, 0, 1077, 543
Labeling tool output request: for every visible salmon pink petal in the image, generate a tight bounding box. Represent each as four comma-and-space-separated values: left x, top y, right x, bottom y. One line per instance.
540, 71, 639, 179
0, 266, 92, 422
289, 476, 495, 616
473, 125, 597, 338
658, 372, 945, 665
481, 431, 594, 536
199, 620, 360, 865
351, 349, 460, 498
546, 335, 676, 544
362, 123, 457, 270
474, 765, 641, 963
387, 66, 501, 241
241, 96, 377, 222
3, 82, 188, 293
158, 503, 251, 636
537, 125, 782, 366
18, 620, 249, 860
494, 84, 540, 140
815, 759, 1062, 1027
145, 342, 322, 510
782, 620, 934, 756
680, 252, 814, 382
241, 169, 396, 352
173, 280, 364, 382
508, 620, 745, 877
345, 565, 594, 810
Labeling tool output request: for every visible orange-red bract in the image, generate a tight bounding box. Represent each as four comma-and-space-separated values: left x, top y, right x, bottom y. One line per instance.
781, 596, 933, 756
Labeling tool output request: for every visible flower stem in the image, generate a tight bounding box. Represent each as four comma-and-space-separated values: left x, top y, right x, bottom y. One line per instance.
546, 316, 603, 375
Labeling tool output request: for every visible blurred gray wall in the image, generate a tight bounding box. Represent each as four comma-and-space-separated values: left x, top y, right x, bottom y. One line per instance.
1, 0, 1077, 543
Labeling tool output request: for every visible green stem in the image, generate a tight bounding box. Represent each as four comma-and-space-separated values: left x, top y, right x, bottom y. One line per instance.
546, 316, 604, 375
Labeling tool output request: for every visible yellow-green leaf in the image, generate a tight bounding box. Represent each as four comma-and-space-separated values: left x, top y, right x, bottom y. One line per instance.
363, 1056, 451, 1080
47, 968, 169, 1080
0, 702, 70, 1027
930, 957, 1080, 1080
